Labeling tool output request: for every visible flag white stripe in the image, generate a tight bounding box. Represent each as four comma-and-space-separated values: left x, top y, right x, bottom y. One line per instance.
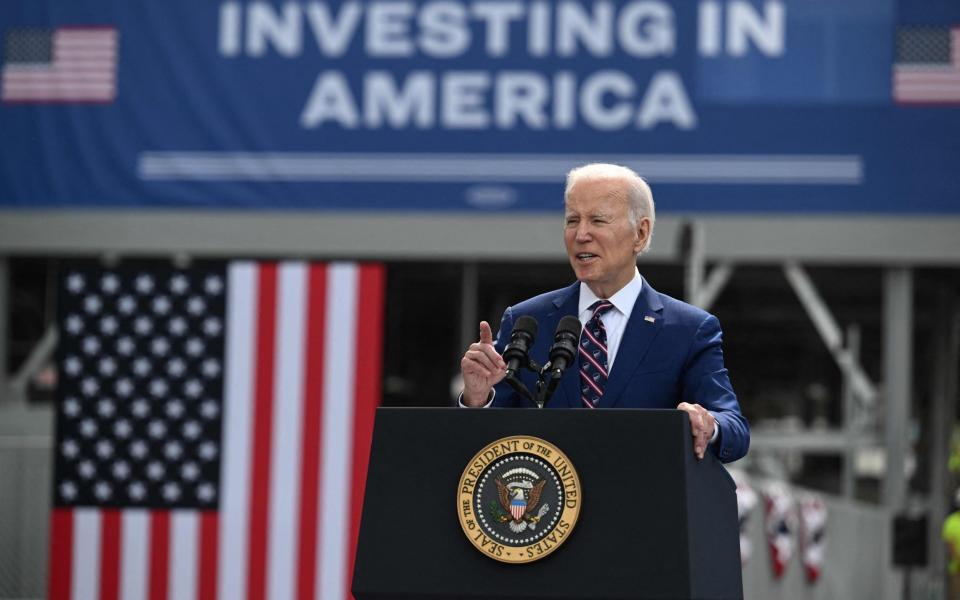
217, 262, 257, 600
169, 511, 198, 600
71, 509, 101, 600
317, 263, 359, 600
120, 510, 149, 600
267, 263, 308, 600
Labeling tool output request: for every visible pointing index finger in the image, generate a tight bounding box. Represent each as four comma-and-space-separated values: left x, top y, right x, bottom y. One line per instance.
479, 321, 494, 345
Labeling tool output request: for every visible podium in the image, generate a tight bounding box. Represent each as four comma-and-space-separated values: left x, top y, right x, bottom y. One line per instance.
353, 408, 742, 600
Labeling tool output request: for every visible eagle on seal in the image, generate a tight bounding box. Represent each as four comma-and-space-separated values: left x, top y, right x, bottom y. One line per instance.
496, 479, 547, 533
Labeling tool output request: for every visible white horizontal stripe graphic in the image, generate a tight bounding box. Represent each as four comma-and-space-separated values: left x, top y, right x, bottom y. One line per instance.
138, 153, 864, 185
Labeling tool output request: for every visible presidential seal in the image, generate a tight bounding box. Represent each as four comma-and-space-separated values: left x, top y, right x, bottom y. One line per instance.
457, 436, 581, 564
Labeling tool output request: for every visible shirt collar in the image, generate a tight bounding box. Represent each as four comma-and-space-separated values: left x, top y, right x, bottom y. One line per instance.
578, 268, 643, 318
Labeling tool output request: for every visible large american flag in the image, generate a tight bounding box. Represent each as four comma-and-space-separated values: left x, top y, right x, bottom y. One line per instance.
49, 261, 385, 600
1, 26, 118, 103
893, 26, 960, 104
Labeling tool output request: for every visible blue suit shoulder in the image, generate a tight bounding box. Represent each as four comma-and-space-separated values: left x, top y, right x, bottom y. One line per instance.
658, 291, 713, 325
510, 284, 577, 314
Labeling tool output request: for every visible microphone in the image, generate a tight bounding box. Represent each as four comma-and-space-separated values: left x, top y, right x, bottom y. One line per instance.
536, 316, 582, 408
503, 316, 538, 379
546, 315, 582, 378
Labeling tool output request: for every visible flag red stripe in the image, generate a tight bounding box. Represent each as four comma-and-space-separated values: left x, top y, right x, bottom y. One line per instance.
99, 510, 122, 600
297, 263, 328, 600
48, 508, 74, 600
347, 264, 386, 597
247, 263, 278, 600
198, 512, 219, 600
149, 511, 170, 600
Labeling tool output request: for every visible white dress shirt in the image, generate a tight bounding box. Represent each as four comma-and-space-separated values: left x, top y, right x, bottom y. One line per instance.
576, 268, 643, 372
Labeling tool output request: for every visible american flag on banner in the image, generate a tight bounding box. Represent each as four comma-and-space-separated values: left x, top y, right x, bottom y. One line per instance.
1, 26, 118, 103
49, 261, 385, 600
893, 26, 960, 104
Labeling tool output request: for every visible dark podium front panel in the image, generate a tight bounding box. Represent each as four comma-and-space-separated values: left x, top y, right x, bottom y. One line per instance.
353, 407, 742, 600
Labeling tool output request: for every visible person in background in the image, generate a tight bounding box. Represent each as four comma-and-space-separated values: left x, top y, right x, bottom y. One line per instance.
943, 488, 960, 599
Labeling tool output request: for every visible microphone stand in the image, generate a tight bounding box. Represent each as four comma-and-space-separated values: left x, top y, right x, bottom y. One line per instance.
536, 361, 565, 408
509, 358, 563, 410
504, 367, 537, 407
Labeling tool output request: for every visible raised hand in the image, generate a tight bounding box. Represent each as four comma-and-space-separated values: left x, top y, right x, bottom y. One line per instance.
460, 321, 506, 407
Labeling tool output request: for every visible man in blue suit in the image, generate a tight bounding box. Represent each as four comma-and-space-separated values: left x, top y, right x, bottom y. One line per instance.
461, 163, 749, 463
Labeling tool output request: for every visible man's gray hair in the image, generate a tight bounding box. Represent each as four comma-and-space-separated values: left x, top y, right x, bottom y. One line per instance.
564, 163, 656, 252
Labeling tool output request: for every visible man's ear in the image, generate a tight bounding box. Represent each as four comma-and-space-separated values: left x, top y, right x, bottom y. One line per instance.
635, 217, 652, 252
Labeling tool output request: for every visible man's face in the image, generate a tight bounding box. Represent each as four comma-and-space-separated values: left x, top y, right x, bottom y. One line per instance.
563, 177, 650, 298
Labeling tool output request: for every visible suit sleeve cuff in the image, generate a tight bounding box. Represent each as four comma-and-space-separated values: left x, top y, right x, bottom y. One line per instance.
459, 389, 495, 408
709, 417, 720, 444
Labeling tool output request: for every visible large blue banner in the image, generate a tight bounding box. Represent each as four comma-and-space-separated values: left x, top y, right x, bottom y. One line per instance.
0, 0, 958, 213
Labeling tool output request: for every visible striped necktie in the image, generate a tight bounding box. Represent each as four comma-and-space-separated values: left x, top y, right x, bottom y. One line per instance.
579, 300, 614, 408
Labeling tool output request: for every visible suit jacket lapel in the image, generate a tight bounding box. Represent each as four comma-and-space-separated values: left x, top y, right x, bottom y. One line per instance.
598, 279, 665, 408
546, 282, 581, 409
